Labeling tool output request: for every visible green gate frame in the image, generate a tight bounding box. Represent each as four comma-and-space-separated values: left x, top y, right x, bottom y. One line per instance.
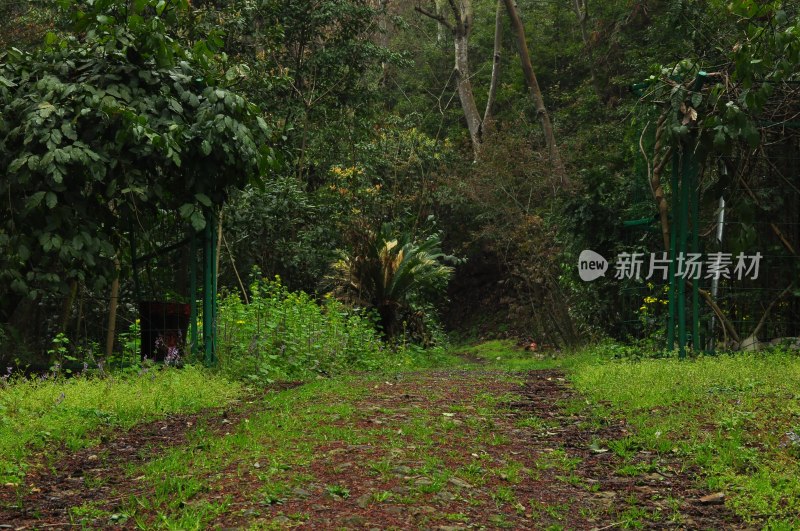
131, 208, 218, 366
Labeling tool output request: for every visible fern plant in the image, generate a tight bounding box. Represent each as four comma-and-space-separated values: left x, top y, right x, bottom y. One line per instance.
331, 223, 461, 339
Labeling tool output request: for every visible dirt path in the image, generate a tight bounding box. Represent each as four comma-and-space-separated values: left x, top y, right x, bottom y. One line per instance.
0, 369, 745, 529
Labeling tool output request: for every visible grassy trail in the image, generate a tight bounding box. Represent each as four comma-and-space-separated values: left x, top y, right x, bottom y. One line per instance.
0, 346, 752, 530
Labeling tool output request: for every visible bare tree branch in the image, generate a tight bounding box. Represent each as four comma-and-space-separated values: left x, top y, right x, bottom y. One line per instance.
751, 283, 794, 340
414, 5, 452, 32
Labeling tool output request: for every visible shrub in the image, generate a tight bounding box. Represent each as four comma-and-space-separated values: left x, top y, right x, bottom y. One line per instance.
217, 277, 387, 382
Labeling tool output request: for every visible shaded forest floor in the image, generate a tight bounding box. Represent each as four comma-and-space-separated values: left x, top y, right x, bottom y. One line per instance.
0, 357, 747, 529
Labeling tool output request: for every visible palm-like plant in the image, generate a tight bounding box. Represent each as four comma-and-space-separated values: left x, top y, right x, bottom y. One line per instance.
331, 223, 461, 338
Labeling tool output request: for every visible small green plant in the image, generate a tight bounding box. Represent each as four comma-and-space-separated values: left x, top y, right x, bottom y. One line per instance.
325, 484, 350, 499
47, 332, 76, 375
373, 491, 393, 502
492, 485, 516, 505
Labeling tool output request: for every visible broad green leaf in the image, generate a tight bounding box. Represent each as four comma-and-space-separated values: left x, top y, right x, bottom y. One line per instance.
195, 193, 212, 207
179, 203, 195, 218
26, 191, 46, 209
190, 211, 206, 231
8, 156, 28, 173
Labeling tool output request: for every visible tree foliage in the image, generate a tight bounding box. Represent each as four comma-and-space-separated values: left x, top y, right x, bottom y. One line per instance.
0, 0, 272, 311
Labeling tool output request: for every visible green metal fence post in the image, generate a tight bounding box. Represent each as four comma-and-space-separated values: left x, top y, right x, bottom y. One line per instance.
688, 141, 701, 352
678, 144, 690, 360
189, 229, 198, 358
668, 151, 680, 351
211, 209, 218, 365
203, 212, 216, 366
689, 73, 707, 353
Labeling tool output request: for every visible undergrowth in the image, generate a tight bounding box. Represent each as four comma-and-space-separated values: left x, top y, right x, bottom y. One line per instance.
216, 277, 451, 382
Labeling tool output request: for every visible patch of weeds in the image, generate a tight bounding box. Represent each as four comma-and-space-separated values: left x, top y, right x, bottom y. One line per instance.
439, 418, 460, 431
395, 493, 419, 505
464, 415, 493, 433
488, 513, 515, 528
68, 502, 113, 525
485, 432, 510, 446
259, 482, 290, 505
153, 474, 206, 508
325, 484, 350, 499
373, 491, 393, 502
529, 499, 568, 521
288, 511, 309, 521
556, 473, 584, 487
495, 459, 525, 483
585, 481, 601, 492
83, 473, 109, 489
618, 504, 652, 529
368, 458, 393, 477
444, 512, 468, 522
478, 391, 522, 410
155, 497, 231, 529
535, 448, 581, 472
558, 397, 587, 416
465, 494, 484, 507
662, 495, 684, 524
516, 415, 546, 430
578, 506, 601, 521
459, 462, 488, 486
492, 485, 516, 506
608, 436, 641, 459
412, 475, 446, 494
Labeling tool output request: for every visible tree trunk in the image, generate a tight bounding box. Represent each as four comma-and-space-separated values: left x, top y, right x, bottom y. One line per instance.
572, 0, 589, 45
60, 279, 77, 333
104, 256, 121, 357
417, 0, 484, 158
454, 31, 483, 157
501, 0, 569, 189
482, 0, 502, 132
645, 113, 672, 251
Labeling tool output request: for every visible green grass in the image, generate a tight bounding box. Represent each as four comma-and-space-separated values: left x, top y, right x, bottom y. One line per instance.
6, 338, 799, 529
571, 350, 800, 527
120, 376, 377, 527
0, 365, 242, 483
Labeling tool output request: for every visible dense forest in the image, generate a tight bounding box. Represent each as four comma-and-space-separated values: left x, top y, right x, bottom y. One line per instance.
1, 0, 798, 368
3, 1, 800, 528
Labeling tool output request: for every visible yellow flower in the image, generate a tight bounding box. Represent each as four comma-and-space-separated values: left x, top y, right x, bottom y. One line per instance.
236, 320, 245, 325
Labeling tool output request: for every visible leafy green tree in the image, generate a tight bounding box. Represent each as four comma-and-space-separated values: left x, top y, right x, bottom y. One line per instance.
0, 0, 273, 350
